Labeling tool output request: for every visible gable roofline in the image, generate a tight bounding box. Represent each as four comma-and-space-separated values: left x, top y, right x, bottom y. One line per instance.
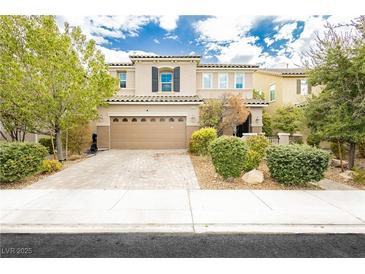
198, 64, 259, 69
257, 68, 307, 77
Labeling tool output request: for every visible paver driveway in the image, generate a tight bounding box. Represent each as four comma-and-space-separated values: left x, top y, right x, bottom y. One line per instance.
28, 150, 199, 189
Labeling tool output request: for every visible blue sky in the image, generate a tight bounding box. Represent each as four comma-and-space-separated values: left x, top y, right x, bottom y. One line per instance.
56, 15, 357, 68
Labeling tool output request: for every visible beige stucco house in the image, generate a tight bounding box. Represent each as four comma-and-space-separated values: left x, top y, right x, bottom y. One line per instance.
252, 68, 321, 114
94, 55, 268, 149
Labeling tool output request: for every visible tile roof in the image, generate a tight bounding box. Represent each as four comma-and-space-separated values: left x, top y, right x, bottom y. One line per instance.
198, 64, 259, 69
108, 63, 133, 66
107, 95, 203, 103
129, 55, 201, 59
258, 68, 307, 76
245, 99, 269, 105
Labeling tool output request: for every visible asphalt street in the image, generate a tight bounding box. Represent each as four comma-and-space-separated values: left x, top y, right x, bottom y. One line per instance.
1, 233, 365, 258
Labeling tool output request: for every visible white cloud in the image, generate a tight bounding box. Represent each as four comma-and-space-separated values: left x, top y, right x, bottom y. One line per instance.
274, 22, 298, 41
97, 46, 156, 63
264, 37, 275, 46
164, 34, 179, 40
57, 15, 157, 45
158, 15, 179, 31
194, 16, 258, 42
196, 15, 359, 68
153, 38, 160, 44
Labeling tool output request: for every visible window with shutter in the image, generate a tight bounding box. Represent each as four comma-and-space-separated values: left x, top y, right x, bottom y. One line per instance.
152, 66, 158, 92
173, 67, 180, 92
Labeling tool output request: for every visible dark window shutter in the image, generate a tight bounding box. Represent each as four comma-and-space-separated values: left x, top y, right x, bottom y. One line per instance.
296, 79, 301, 94
173, 67, 180, 92
308, 81, 312, 94
152, 66, 158, 92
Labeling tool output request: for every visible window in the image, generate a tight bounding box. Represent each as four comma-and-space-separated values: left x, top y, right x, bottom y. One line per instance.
169, 118, 175, 122
160, 118, 165, 122
131, 118, 137, 122
269, 84, 276, 101
235, 73, 245, 89
122, 118, 128, 122
218, 73, 228, 89
202, 73, 212, 89
300, 80, 308, 95
160, 72, 172, 92
141, 118, 147, 122
112, 118, 119, 122
150, 118, 156, 122
119, 72, 126, 88
178, 117, 184, 122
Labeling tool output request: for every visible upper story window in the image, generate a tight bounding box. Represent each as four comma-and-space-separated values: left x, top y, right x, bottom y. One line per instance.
300, 79, 308, 95
202, 73, 213, 89
218, 73, 228, 89
235, 73, 245, 89
119, 72, 127, 88
160, 72, 173, 92
269, 84, 276, 101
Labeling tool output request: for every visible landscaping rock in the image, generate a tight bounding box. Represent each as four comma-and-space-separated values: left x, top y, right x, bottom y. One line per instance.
339, 170, 354, 182
331, 158, 348, 168
242, 169, 264, 184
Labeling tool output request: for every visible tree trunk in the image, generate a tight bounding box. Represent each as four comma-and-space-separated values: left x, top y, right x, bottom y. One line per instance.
55, 127, 65, 162
348, 142, 356, 169
338, 140, 344, 172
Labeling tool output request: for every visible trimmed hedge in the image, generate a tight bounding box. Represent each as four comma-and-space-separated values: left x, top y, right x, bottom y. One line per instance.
189, 127, 217, 155
0, 142, 48, 182
209, 136, 247, 179
42, 159, 62, 173
266, 144, 330, 185
242, 135, 271, 171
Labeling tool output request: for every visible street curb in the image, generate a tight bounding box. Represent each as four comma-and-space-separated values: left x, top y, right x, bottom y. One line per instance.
1, 224, 365, 234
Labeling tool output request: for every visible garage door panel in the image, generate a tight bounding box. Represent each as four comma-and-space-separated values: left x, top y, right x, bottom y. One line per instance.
110, 116, 186, 149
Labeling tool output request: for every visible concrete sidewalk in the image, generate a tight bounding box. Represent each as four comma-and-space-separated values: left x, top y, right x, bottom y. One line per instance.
1, 190, 365, 233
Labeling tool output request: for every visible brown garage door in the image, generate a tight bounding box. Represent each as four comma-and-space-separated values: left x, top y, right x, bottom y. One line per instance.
110, 116, 186, 149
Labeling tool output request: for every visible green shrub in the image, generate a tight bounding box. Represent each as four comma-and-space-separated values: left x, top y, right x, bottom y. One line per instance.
0, 142, 48, 182
242, 135, 271, 171
353, 168, 365, 184
189, 127, 217, 155
307, 133, 321, 147
242, 150, 262, 172
209, 136, 247, 179
266, 144, 330, 185
39, 137, 55, 154
330, 142, 347, 159
41, 159, 62, 173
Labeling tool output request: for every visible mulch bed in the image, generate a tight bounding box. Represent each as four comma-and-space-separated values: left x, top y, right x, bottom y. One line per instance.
190, 154, 318, 190
0, 155, 87, 190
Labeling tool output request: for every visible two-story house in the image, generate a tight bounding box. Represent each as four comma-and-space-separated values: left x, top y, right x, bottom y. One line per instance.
94, 55, 268, 149
252, 68, 321, 114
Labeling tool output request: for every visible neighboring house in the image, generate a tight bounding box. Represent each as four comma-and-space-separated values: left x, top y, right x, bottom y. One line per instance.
94, 55, 268, 149
252, 68, 321, 114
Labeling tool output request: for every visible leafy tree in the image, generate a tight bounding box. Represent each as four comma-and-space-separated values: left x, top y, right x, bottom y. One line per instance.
221, 94, 250, 135
304, 17, 365, 168
199, 99, 223, 130
272, 105, 303, 134
0, 16, 118, 160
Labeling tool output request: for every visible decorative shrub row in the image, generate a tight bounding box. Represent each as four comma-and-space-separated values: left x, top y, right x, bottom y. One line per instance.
266, 144, 330, 185
0, 142, 48, 182
209, 136, 247, 179
189, 127, 217, 155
